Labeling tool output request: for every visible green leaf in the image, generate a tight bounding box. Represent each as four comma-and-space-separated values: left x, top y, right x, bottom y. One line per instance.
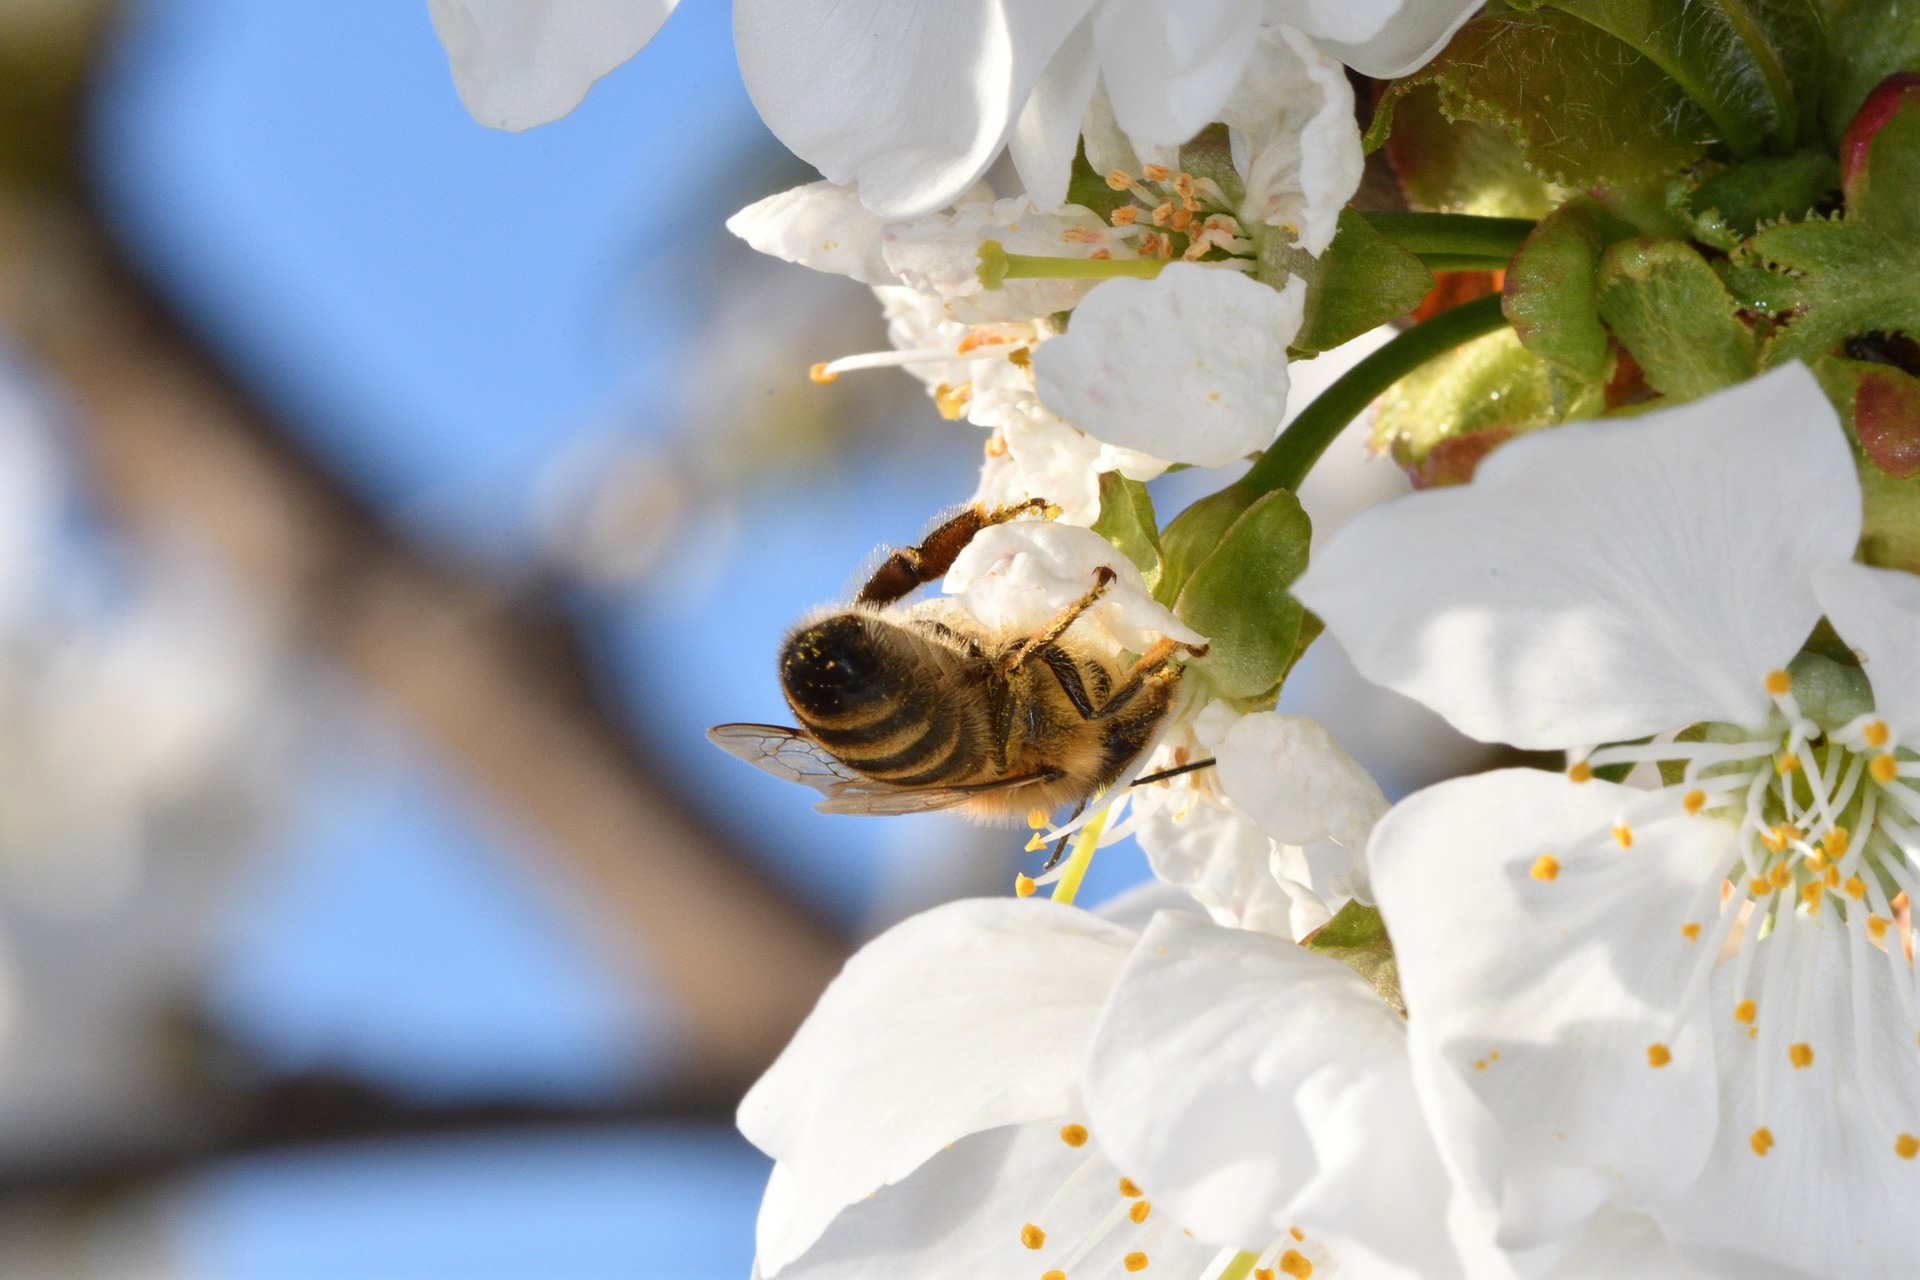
1380, 84, 1559, 218
1372, 328, 1560, 471
1503, 196, 1638, 381
1306, 901, 1403, 1014
1260, 209, 1434, 356
1823, 0, 1920, 144
1596, 239, 1759, 398
1810, 355, 1920, 571
1090, 472, 1162, 586
1155, 480, 1261, 608
1744, 218, 1920, 364
1541, 0, 1826, 154
1172, 490, 1313, 701
1682, 149, 1840, 246
1376, 9, 1716, 190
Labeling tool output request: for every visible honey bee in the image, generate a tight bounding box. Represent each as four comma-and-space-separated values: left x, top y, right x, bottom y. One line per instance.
708, 499, 1208, 841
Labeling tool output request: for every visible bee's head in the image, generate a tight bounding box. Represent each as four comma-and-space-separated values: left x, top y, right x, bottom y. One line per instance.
780, 613, 899, 720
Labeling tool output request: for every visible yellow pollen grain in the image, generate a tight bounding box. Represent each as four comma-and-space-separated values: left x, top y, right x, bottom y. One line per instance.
1027, 808, 1048, 830
1647, 1043, 1672, 1068
1112, 205, 1139, 226
1279, 1251, 1314, 1279
1898, 1134, 1919, 1160
808, 362, 838, 384
1613, 824, 1633, 848
1106, 169, 1134, 189
1867, 720, 1891, 748
1751, 1127, 1775, 1156
1021, 1224, 1046, 1250
1683, 789, 1706, 814
1777, 753, 1800, 776
1044, 1272, 1067, 1280
1059, 1123, 1088, 1148
1025, 834, 1047, 853
1530, 855, 1560, 882
1846, 876, 1868, 900
1681, 922, 1702, 942
1765, 670, 1792, 697
1789, 1042, 1814, 1069
1142, 164, 1170, 181
1118, 1178, 1142, 1198
1129, 1201, 1151, 1224
1567, 761, 1593, 783
1735, 999, 1757, 1024
1824, 828, 1850, 859
1770, 863, 1793, 890
1870, 915, 1892, 941
1014, 874, 1037, 898
1123, 1251, 1149, 1272
1874, 754, 1900, 784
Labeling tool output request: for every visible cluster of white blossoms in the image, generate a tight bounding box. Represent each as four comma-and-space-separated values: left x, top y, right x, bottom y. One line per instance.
434, 2, 1920, 1277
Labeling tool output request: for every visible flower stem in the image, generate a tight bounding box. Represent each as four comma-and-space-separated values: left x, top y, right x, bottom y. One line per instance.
979, 240, 1165, 289
1049, 807, 1111, 906
1360, 211, 1535, 271
1241, 292, 1511, 497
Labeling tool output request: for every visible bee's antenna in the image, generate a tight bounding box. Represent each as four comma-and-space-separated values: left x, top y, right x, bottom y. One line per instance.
1129, 757, 1217, 787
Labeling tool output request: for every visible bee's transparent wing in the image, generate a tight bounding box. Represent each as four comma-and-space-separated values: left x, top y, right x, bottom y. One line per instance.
707, 722, 1051, 816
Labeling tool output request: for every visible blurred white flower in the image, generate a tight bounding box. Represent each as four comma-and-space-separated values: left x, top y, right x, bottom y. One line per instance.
428, 0, 676, 130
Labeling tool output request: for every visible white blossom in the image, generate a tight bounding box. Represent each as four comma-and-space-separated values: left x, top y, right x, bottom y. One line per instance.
427, 0, 676, 130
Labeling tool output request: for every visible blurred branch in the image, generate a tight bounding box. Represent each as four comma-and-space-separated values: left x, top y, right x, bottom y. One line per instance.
0, 189, 848, 1103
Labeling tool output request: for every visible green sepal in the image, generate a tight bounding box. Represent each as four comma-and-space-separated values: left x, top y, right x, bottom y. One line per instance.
1172, 490, 1313, 702
1260, 210, 1434, 357
1808, 355, 1920, 571
1822, 0, 1920, 144
1377, 84, 1559, 218
1850, 90, 1920, 240
1178, 124, 1246, 212
1787, 649, 1874, 729
1502, 196, 1638, 381
1306, 901, 1403, 1015
1681, 150, 1840, 247
1745, 218, 1920, 365
1596, 238, 1759, 399
1372, 328, 1559, 471
1373, 8, 1715, 190
1155, 480, 1262, 608
1537, 0, 1825, 155
1090, 472, 1162, 589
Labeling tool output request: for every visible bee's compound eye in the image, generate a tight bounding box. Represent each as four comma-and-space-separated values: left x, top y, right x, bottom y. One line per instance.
781, 616, 890, 716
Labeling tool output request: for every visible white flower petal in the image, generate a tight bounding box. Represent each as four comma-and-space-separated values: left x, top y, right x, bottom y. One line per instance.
1010, 19, 1101, 212
735, 0, 1098, 220
769, 1121, 1221, 1280
1655, 917, 1920, 1280
1813, 560, 1920, 741
1264, 0, 1402, 50
1216, 710, 1387, 849
1085, 911, 1465, 1277
882, 198, 1124, 324
1370, 770, 1727, 1250
1033, 265, 1307, 468
727, 182, 895, 287
1133, 793, 1296, 936
427, 0, 674, 131
1221, 26, 1363, 255
1092, 0, 1260, 146
1545, 1210, 1788, 1280
944, 521, 1205, 652
737, 898, 1135, 1274
1306, 0, 1485, 78
1295, 363, 1861, 749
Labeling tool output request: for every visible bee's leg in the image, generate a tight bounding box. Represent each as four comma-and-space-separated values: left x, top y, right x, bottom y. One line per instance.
1085, 637, 1208, 722
1002, 567, 1117, 671
856, 497, 1056, 605
1039, 799, 1087, 873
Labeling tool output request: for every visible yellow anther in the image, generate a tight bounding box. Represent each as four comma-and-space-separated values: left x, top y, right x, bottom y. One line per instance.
1846, 876, 1867, 900
1747, 876, 1772, 897
1873, 754, 1900, 784
1751, 1127, 1775, 1156
1472, 1059, 1488, 1071
1289, 1228, 1304, 1242
1530, 855, 1560, 882
1647, 1043, 1672, 1068
1123, 1251, 1149, 1272
1613, 825, 1633, 848
1170, 207, 1194, 232
1059, 1123, 1088, 1148
1683, 789, 1706, 814
1898, 1133, 1919, 1160
1129, 1201, 1151, 1224
1142, 164, 1170, 181
1044, 1272, 1067, 1280
1111, 205, 1139, 226
1870, 915, 1892, 941
1566, 761, 1593, 783
1027, 808, 1048, 830
1014, 874, 1037, 897
1801, 880, 1824, 909
1025, 834, 1048, 853
1777, 753, 1800, 776
1681, 922, 1702, 942
1762, 825, 1790, 853
1823, 828, 1850, 859
1769, 863, 1793, 890
1765, 670, 1792, 697
1789, 1042, 1814, 1069
1279, 1251, 1314, 1279
1117, 1177, 1142, 1198
809, 362, 838, 384
1021, 1224, 1047, 1250
1825, 865, 1842, 888
1255, 1271, 1276, 1280
1735, 999, 1758, 1024
1867, 720, 1891, 748
1805, 850, 1827, 873
1150, 201, 1174, 226
933, 382, 972, 420
1106, 169, 1134, 189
